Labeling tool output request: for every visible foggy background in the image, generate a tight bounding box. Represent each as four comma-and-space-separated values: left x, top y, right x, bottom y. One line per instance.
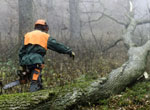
0, 0, 149, 42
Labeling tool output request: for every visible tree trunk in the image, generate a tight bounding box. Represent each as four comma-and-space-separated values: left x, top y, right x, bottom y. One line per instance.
69, 0, 81, 42
18, 0, 33, 43
48, 0, 53, 9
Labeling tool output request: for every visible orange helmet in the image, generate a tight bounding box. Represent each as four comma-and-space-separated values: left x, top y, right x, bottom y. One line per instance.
35, 19, 46, 26
34, 19, 49, 32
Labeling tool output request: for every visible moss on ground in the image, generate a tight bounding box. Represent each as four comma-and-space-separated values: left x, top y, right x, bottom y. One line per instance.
0, 90, 56, 110
82, 81, 150, 110
0, 75, 94, 110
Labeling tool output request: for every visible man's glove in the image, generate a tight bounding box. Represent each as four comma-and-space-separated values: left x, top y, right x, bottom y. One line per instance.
69, 51, 75, 60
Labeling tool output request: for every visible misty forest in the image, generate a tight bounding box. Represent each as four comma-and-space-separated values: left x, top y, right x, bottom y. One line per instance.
0, 0, 150, 110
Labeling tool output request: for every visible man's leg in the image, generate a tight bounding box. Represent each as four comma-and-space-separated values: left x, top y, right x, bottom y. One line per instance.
18, 66, 29, 84
30, 65, 43, 92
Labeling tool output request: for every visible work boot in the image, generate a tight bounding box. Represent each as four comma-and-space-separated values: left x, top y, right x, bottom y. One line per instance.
30, 81, 42, 92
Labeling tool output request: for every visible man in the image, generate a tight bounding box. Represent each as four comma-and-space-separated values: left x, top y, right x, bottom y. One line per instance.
19, 19, 75, 92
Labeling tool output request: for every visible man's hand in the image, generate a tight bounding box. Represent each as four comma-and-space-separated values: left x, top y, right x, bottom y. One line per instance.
70, 51, 75, 60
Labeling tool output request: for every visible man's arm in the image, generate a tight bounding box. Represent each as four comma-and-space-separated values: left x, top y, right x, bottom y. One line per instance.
18, 40, 26, 65
47, 37, 72, 55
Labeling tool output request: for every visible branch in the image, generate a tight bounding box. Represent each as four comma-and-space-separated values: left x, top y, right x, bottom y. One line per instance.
83, 0, 126, 26
101, 12, 127, 26
88, 14, 100, 50
137, 19, 150, 25
128, 0, 135, 17
5, 0, 17, 11
88, 14, 104, 23
102, 38, 123, 53
81, 14, 104, 26
129, 0, 133, 12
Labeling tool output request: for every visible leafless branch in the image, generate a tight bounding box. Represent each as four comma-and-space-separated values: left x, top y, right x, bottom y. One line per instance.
81, 0, 104, 24
88, 16, 100, 50
128, 0, 135, 18
101, 12, 127, 26
102, 38, 123, 53
129, 0, 133, 12
137, 19, 150, 25
89, 14, 104, 23
146, 0, 150, 13
97, 0, 127, 26
4, 0, 17, 11
81, 14, 103, 26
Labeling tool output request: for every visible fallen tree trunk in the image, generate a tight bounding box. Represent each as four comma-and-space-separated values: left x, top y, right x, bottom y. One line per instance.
49, 43, 150, 110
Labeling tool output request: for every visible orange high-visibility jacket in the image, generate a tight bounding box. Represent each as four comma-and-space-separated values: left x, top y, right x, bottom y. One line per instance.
24, 30, 50, 50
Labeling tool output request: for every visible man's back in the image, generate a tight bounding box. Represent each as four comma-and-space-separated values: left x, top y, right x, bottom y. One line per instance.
24, 30, 50, 50
19, 30, 50, 65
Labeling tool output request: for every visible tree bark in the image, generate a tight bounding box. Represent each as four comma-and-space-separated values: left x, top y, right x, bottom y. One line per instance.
18, 0, 33, 43
69, 0, 81, 41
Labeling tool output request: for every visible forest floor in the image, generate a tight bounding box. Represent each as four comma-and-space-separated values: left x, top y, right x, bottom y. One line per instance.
0, 74, 149, 110
82, 80, 150, 110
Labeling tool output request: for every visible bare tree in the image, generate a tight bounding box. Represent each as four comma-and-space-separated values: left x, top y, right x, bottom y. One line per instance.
69, 0, 81, 41
18, 0, 33, 43
48, 0, 53, 9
